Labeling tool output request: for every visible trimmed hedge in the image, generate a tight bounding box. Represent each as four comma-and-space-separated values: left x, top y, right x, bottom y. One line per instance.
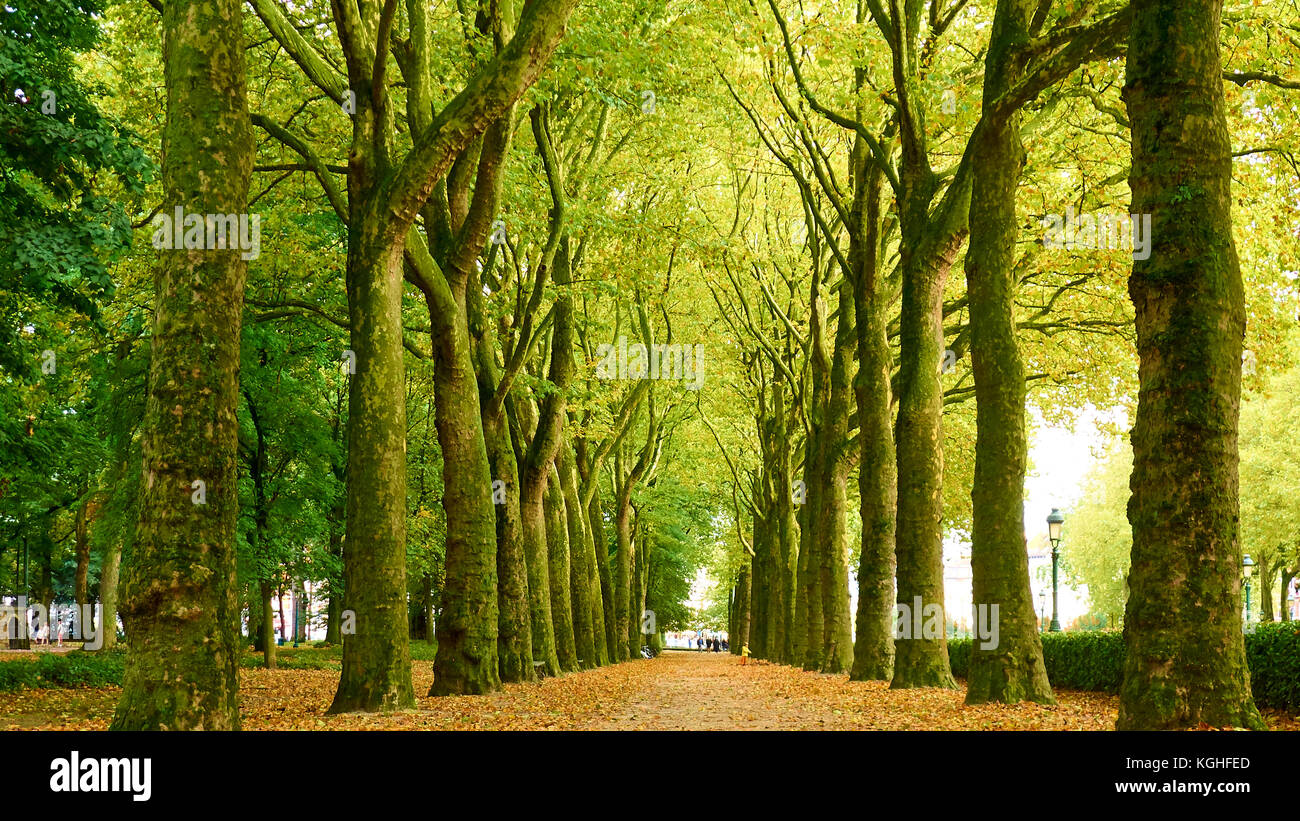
0, 639, 443, 689
0, 649, 126, 691
948, 621, 1300, 709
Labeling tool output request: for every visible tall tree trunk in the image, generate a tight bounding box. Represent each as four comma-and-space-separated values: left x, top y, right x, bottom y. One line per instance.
850, 159, 897, 682
760, 469, 783, 661
97, 538, 122, 651
820, 289, 856, 674
248, 582, 263, 651
734, 561, 751, 655
486, 405, 533, 680
964, 0, 1054, 706
614, 457, 635, 661
587, 481, 617, 661
1118, 0, 1263, 730
560, 443, 598, 667
1281, 567, 1295, 622
260, 580, 277, 670
516, 396, 562, 676
468, 264, 533, 682
513, 242, 579, 675
74, 500, 92, 637
750, 507, 770, 659
627, 509, 644, 657
426, 284, 501, 695
789, 497, 807, 664
545, 466, 579, 671
891, 240, 961, 690
111, 0, 250, 730
801, 281, 829, 671
1259, 557, 1276, 623
324, 503, 344, 645
331, 237, 415, 711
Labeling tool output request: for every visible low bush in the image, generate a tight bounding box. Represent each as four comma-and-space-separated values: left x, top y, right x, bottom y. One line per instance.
949, 621, 1300, 709
0, 649, 126, 691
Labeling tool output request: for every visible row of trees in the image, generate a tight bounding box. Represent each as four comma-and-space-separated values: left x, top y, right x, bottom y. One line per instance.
4, 0, 1296, 731
5, 0, 727, 726
710, 0, 1292, 730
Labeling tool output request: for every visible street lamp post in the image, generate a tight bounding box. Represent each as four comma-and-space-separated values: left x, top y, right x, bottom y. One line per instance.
1047, 509, 1065, 632
1243, 554, 1255, 626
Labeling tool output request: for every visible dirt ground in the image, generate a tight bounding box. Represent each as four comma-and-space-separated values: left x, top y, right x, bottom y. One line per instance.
2, 649, 1295, 730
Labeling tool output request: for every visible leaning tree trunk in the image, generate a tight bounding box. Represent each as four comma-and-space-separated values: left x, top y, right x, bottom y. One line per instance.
1117, 0, 1263, 730
963, 1, 1054, 706
110, 0, 251, 730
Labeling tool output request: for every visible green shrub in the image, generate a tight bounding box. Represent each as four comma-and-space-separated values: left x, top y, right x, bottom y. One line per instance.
1040, 630, 1125, 691
409, 639, 438, 661
240, 646, 341, 670
949, 623, 1300, 709
0, 649, 126, 691
1244, 621, 1300, 710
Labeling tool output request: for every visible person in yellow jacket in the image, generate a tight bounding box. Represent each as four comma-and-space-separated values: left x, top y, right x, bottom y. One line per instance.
740, 644, 750, 665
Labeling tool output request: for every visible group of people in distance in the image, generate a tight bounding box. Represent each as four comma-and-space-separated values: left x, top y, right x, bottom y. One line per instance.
27, 620, 65, 647
696, 636, 728, 652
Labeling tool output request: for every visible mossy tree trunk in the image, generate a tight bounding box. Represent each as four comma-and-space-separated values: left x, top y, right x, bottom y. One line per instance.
111, 0, 251, 731
734, 560, 751, 655
750, 503, 770, 658
467, 247, 534, 682
1118, 0, 1264, 730
560, 443, 598, 667
74, 498, 92, 636
850, 157, 896, 682
800, 275, 829, 672
587, 480, 618, 660
963, 0, 1052, 706
545, 466, 579, 671
331, 214, 415, 711
97, 537, 122, 651
820, 286, 856, 675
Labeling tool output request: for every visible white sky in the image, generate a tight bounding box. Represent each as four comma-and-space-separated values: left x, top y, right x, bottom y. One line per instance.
1024, 404, 1128, 542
